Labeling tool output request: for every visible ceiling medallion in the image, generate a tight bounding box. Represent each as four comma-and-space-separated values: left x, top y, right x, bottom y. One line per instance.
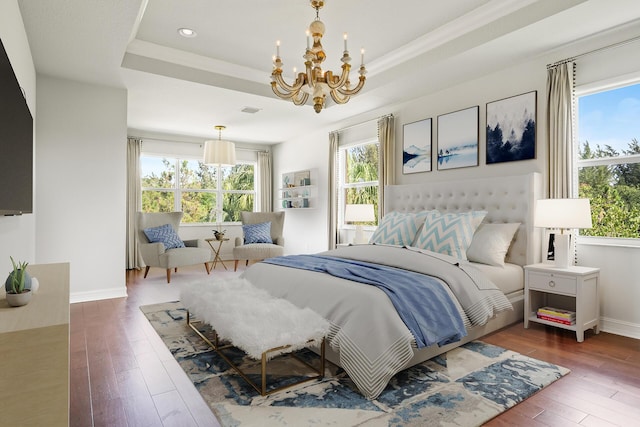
270, 0, 367, 113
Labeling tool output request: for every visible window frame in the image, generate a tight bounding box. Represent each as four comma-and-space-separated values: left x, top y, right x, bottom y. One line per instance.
575, 78, 640, 246
337, 138, 380, 230
140, 154, 256, 225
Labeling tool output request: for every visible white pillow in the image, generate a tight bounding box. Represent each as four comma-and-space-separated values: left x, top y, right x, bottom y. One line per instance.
412, 211, 487, 260
467, 223, 521, 267
369, 211, 432, 246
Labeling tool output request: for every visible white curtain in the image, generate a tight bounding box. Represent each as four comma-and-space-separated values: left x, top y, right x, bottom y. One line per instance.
377, 115, 395, 217
546, 61, 576, 198
257, 151, 272, 212
327, 132, 339, 249
126, 137, 143, 270
546, 61, 579, 262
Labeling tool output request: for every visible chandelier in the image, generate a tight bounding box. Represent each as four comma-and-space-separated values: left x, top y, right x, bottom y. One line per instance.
270, 0, 367, 113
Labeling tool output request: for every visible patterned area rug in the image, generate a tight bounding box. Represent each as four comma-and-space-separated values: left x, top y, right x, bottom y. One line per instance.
141, 301, 569, 427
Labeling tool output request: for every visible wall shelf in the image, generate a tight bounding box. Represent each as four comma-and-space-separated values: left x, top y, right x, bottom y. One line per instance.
280, 169, 317, 209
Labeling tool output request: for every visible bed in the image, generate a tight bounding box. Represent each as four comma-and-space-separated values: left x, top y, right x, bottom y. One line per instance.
241, 173, 542, 399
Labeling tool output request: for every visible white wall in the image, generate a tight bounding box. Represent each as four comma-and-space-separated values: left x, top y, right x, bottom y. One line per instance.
578, 242, 640, 338
273, 25, 640, 339
273, 130, 332, 255
0, 0, 36, 274
36, 75, 127, 302
273, 57, 547, 254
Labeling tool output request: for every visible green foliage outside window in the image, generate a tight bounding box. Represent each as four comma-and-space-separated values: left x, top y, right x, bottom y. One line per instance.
345, 144, 379, 225
224, 193, 255, 222
141, 158, 176, 213
141, 157, 255, 224
578, 139, 640, 238
142, 190, 175, 213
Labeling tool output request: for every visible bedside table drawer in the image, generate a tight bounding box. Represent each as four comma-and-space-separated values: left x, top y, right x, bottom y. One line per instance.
528, 272, 576, 294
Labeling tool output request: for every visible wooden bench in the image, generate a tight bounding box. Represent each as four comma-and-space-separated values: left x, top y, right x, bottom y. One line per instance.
180, 278, 330, 396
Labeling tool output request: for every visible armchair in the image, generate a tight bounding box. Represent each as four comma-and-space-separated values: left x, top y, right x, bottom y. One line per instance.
233, 211, 285, 271
137, 212, 213, 283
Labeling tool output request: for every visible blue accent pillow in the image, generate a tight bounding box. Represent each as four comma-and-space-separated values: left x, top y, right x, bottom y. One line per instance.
243, 221, 273, 244
143, 223, 185, 249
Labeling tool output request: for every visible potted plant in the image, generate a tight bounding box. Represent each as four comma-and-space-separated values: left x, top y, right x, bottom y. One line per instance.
213, 228, 227, 241
5, 256, 32, 307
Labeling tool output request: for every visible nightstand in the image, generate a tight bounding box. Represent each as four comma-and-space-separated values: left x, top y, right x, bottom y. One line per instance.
524, 263, 600, 342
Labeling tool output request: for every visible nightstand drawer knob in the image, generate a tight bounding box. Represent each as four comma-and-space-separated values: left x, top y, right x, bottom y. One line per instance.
549, 280, 556, 288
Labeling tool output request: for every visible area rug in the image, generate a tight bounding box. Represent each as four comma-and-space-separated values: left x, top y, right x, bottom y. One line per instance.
141, 301, 569, 427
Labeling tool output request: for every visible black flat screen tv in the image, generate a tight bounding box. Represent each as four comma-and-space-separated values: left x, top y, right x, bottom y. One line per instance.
0, 38, 33, 215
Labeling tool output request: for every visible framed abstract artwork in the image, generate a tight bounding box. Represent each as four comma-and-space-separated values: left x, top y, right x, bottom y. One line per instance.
486, 91, 537, 164
402, 118, 432, 174
437, 106, 479, 170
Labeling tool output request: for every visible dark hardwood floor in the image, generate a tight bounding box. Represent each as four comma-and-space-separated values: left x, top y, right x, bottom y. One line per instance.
70, 264, 640, 426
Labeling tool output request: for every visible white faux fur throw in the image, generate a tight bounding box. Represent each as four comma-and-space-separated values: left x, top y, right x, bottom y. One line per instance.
180, 278, 330, 360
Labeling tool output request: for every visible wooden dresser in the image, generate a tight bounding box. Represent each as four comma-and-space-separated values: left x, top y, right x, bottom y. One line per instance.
0, 263, 70, 426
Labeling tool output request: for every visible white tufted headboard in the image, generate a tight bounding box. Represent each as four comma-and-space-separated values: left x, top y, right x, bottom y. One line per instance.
385, 173, 542, 266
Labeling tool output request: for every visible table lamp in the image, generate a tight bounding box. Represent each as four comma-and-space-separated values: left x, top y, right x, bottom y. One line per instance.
534, 198, 592, 268
344, 204, 376, 244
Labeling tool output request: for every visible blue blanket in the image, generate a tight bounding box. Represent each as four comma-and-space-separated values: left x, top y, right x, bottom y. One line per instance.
262, 255, 467, 348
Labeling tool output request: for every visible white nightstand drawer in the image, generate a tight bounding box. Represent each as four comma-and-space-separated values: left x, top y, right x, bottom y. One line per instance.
528, 272, 576, 295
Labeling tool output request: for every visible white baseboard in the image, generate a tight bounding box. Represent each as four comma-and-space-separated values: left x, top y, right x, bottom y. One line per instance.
600, 317, 640, 340
70, 287, 128, 304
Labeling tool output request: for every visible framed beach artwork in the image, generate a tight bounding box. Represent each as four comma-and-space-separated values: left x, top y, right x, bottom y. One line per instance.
486, 91, 537, 164
437, 106, 479, 170
402, 118, 432, 174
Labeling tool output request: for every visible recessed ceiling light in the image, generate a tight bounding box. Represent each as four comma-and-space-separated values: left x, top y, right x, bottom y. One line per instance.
241, 106, 261, 114
178, 28, 197, 38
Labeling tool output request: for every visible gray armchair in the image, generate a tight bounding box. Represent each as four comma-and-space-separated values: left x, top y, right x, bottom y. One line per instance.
233, 211, 285, 271
137, 212, 213, 283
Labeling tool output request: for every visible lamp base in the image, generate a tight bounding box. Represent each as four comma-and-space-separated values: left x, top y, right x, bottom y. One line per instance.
353, 225, 367, 244
554, 233, 571, 268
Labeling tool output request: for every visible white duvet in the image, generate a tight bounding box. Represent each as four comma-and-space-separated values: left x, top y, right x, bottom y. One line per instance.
241, 244, 512, 399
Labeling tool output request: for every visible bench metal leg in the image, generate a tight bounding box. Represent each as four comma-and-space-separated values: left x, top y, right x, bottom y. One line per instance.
186, 310, 326, 396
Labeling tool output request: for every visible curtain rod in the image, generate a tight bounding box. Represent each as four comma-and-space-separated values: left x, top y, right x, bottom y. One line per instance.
332, 113, 393, 134
130, 136, 269, 152
547, 33, 640, 69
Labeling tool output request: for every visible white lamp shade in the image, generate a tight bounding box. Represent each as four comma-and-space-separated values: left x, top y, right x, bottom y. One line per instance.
203, 139, 237, 166
534, 198, 592, 229
344, 204, 376, 222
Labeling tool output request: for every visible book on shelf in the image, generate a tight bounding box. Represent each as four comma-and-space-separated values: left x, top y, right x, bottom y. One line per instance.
536, 313, 575, 325
537, 306, 576, 320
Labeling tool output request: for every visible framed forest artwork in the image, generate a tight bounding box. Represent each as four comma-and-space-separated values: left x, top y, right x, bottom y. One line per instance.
486, 91, 537, 164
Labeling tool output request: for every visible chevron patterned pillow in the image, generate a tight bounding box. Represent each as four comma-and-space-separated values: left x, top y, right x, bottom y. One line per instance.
368, 211, 433, 246
143, 223, 185, 250
243, 221, 273, 244
412, 211, 487, 260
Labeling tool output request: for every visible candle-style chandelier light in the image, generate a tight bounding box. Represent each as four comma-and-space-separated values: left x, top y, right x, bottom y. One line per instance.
270, 0, 367, 113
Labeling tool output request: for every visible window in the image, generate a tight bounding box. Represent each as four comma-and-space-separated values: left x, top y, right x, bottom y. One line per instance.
338, 140, 379, 227
576, 82, 640, 239
141, 155, 255, 224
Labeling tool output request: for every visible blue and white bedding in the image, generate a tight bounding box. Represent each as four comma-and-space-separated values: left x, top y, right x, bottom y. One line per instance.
262, 254, 467, 348
241, 244, 512, 399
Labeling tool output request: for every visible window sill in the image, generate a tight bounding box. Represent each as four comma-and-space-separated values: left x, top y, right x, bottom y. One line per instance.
577, 236, 640, 249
